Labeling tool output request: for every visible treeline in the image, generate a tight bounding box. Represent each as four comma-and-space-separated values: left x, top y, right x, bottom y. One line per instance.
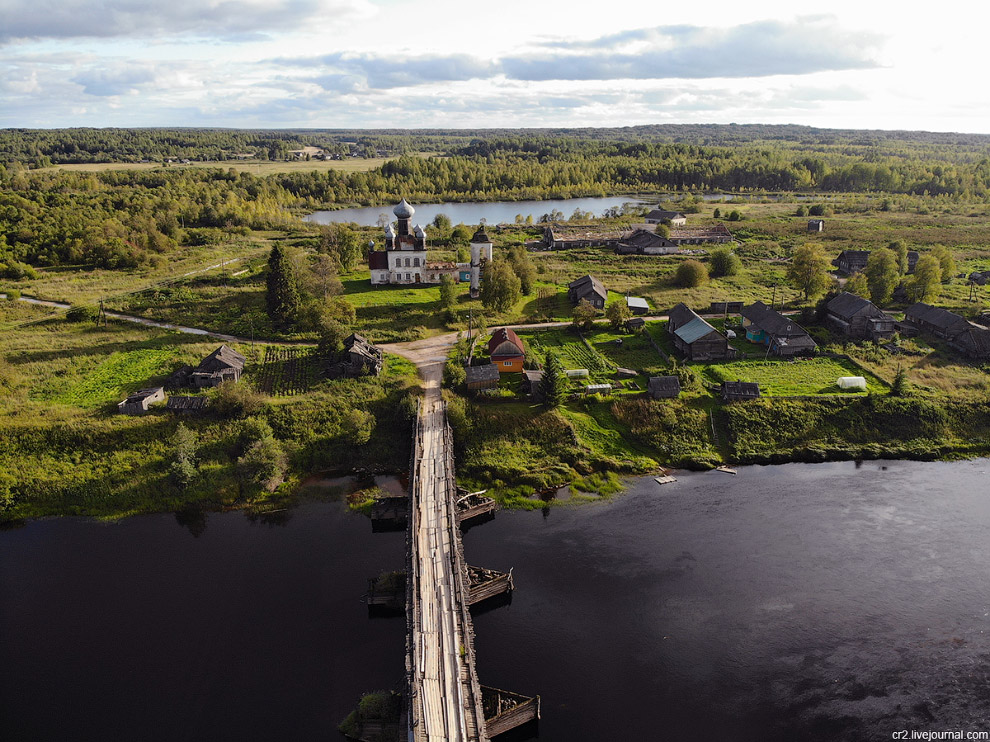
0, 128, 419, 166
0, 166, 296, 268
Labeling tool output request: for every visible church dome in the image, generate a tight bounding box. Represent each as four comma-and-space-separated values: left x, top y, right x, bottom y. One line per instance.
393, 198, 415, 219
471, 227, 491, 243
414, 224, 426, 237
384, 223, 395, 237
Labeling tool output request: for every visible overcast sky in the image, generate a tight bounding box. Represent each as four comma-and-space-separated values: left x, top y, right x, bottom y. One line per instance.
0, 0, 985, 133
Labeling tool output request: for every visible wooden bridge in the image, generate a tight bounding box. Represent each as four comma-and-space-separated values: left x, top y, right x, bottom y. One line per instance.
348, 397, 538, 741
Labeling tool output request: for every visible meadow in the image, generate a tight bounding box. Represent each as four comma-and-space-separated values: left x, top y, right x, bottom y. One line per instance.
702, 357, 888, 396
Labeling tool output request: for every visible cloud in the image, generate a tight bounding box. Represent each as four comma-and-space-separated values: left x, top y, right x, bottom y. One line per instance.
503, 19, 882, 80
0, 0, 372, 43
279, 52, 498, 90
72, 66, 157, 96
271, 18, 881, 92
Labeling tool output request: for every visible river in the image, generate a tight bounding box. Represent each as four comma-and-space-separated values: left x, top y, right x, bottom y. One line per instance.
303, 196, 651, 227
3, 459, 990, 741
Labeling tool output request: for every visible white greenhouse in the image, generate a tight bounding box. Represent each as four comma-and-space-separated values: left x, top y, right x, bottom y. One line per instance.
836, 376, 867, 390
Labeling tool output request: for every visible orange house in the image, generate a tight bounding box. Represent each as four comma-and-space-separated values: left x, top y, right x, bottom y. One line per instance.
488, 328, 525, 373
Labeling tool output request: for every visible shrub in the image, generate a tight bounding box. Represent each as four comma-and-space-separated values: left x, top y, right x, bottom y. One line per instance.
65, 304, 98, 322
675, 260, 709, 288
708, 248, 742, 278
5, 289, 21, 301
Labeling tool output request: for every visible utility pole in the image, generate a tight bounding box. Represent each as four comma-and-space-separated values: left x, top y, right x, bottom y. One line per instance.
97, 298, 108, 328
771, 283, 777, 309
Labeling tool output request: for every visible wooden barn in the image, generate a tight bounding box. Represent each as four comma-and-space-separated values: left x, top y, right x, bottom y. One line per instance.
192, 345, 246, 388
825, 292, 895, 341
465, 364, 500, 391
722, 381, 761, 401
521, 369, 544, 401
666, 303, 737, 361
488, 328, 526, 372
166, 396, 209, 415
648, 376, 681, 399
904, 303, 990, 359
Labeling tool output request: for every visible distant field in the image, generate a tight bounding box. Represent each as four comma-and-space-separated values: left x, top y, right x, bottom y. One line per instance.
703, 357, 886, 396
50, 153, 436, 175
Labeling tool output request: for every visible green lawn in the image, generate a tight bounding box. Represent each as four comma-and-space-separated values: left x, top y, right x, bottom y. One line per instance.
703, 357, 887, 396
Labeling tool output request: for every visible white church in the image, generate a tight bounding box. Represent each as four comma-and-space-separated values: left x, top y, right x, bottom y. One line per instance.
368, 199, 492, 296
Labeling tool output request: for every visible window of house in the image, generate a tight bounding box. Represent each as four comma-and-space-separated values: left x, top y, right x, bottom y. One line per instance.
504, 361, 512, 367
413, 257, 419, 267
405, 273, 411, 280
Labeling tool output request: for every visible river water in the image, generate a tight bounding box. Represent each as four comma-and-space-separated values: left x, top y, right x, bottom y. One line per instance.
303, 196, 650, 227
3, 459, 990, 741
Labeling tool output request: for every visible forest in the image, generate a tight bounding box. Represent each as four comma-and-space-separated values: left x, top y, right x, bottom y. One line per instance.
5, 124, 990, 276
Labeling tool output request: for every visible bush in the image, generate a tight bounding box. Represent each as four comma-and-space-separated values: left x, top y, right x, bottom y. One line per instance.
675, 260, 709, 288
708, 248, 742, 278
212, 381, 266, 418
5, 289, 21, 301
66, 304, 98, 322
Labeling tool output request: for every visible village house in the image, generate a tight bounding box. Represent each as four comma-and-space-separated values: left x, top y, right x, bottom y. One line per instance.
465, 364, 500, 392
807, 219, 825, 232
722, 381, 761, 401
644, 209, 687, 226
614, 229, 680, 255
326, 334, 383, 378
118, 387, 165, 415
488, 328, 526, 372
740, 301, 817, 356
904, 303, 990, 359
833, 249, 919, 275
667, 303, 737, 361
567, 275, 608, 309
825, 292, 895, 341
648, 376, 681, 399
192, 345, 246, 388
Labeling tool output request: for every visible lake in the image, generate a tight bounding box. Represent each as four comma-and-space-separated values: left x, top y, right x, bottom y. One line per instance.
303, 196, 651, 227
3, 459, 990, 741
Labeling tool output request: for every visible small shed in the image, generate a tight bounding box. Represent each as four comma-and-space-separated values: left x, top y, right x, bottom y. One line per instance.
807, 219, 825, 232
625, 296, 650, 315
648, 376, 681, 399
465, 364, 500, 391
192, 345, 246, 388
625, 316, 646, 332
521, 369, 544, 400
118, 387, 165, 415
166, 396, 210, 414
721, 381, 761, 401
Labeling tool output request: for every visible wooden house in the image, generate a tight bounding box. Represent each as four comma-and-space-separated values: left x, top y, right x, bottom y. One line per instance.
192, 345, 245, 388
567, 275, 608, 309
118, 387, 165, 415
825, 292, 895, 341
645, 209, 687, 226
614, 229, 679, 255
666, 303, 737, 361
722, 381, 761, 401
740, 301, 817, 356
833, 250, 870, 275
834, 249, 919, 275
465, 364, 500, 391
325, 334, 384, 378
648, 376, 681, 399
904, 303, 990, 359
488, 328, 525, 372
807, 219, 825, 232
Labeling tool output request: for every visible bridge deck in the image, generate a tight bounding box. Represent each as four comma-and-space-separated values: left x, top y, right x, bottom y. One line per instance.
407, 399, 488, 742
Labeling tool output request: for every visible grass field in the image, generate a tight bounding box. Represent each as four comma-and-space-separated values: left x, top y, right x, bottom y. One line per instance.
703, 357, 887, 396
44, 349, 177, 409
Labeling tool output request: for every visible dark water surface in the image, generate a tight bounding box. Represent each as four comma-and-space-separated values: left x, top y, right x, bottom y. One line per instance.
3, 459, 990, 741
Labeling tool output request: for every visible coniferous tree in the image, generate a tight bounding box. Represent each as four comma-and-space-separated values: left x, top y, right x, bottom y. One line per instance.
540, 351, 565, 409
266, 244, 301, 326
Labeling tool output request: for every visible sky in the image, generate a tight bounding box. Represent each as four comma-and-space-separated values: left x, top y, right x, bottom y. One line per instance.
0, 0, 986, 133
